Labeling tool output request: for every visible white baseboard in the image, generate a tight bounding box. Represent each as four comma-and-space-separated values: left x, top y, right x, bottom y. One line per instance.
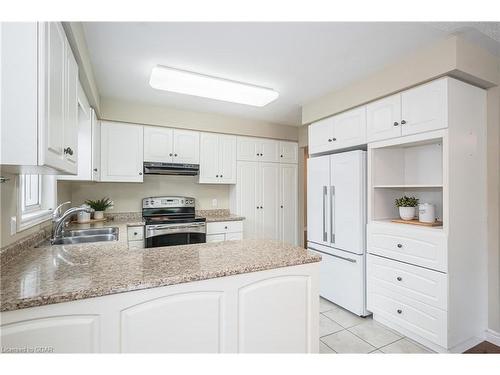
485, 329, 500, 347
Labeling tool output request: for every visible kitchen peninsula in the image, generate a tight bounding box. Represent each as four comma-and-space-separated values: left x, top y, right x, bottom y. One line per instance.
0, 221, 320, 353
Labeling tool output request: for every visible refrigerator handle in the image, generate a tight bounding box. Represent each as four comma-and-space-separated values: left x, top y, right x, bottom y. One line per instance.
323, 186, 327, 241
330, 185, 335, 243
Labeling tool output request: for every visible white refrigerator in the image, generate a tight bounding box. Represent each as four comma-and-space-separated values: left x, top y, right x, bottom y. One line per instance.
307, 150, 369, 316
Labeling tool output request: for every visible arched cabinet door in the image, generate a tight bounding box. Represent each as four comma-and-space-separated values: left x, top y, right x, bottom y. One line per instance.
238, 275, 312, 353
120, 291, 224, 353
1, 315, 100, 353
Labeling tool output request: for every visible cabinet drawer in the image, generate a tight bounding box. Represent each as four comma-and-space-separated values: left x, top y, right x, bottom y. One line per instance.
367, 284, 447, 347
206, 234, 225, 243
206, 221, 243, 235
127, 226, 144, 241
367, 223, 447, 272
367, 254, 447, 310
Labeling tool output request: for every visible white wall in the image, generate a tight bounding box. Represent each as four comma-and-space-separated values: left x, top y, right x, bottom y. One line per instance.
61, 175, 229, 213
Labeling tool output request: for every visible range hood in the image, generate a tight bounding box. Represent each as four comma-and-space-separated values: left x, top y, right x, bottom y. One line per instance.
143, 162, 199, 176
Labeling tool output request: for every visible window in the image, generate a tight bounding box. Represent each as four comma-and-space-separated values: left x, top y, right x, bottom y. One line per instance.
18, 174, 56, 230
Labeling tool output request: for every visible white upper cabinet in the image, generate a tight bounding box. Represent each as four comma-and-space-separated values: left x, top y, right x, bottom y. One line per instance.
309, 107, 366, 154
101, 121, 144, 182
279, 141, 298, 164
308, 117, 334, 155
401, 78, 448, 136
143, 126, 199, 164
143, 126, 174, 162
172, 129, 200, 164
91, 109, 101, 182
367, 94, 402, 142
0, 22, 78, 174
237, 137, 280, 162
199, 133, 236, 184
332, 106, 367, 150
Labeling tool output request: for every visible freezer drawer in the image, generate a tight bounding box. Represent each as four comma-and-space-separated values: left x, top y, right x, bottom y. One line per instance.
308, 245, 368, 316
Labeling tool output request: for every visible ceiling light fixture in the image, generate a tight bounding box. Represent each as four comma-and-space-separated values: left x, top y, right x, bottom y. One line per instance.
149, 65, 279, 107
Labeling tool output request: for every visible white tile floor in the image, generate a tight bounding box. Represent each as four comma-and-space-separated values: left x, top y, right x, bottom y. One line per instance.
319, 297, 433, 354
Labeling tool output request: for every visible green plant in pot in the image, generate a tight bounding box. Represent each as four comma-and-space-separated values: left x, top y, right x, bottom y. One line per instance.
395, 196, 419, 221
84, 198, 113, 220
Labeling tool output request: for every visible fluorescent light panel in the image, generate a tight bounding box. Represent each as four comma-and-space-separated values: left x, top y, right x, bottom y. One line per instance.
149, 65, 279, 107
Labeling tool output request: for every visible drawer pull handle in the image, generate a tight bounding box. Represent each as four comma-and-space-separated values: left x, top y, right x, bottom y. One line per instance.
224, 226, 228, 229
397, 309, 402, 314
134, 232, 138, 236
397, 243, 403, 248
396, 276, 402, 281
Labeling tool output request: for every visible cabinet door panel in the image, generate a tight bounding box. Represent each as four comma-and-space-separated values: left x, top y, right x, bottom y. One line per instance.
260, 162, 280, 240
308, 117, 334, 155
91, 109, 101, 181
333, 106, 367, 149
279, 141, 298, 164
260, 139, 280, 162
367, 94, 402, 142
238, 276, 311, 353
236, 161, 260, 238
237, 137, 260, 161
199, 133, 219, 183
143, 126, 173, 162
101, 122, 144, 182
330, 151, 365, 254
120, 292, 223, 353
401, 78, 448, 136
43, 22, 66, 168
173, 129, 200, 164
64, 42, 78, 171
218, 135, 237, 183
1, 315, 100, 353
280, 164, 298, 245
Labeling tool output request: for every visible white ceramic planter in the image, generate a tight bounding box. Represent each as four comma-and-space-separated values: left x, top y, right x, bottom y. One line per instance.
399, 206, 416, 221
94, 211, 104, 220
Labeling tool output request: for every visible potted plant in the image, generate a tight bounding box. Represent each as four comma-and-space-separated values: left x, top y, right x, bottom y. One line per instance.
395, 196, 419, 220
84, 198, 113, 220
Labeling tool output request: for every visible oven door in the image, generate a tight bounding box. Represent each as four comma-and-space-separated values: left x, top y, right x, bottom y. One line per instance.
145, 222, 206, 248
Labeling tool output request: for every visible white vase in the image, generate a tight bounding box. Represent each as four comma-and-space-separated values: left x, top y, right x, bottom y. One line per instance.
399, 206, 416, 221
94, 211, 104, 220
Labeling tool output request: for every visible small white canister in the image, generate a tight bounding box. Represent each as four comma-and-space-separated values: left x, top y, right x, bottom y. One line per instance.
418, 203, 435, 223
77, 204, 91, 223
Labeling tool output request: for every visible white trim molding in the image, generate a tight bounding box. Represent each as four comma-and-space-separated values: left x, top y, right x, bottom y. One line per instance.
485, 329, 500, 347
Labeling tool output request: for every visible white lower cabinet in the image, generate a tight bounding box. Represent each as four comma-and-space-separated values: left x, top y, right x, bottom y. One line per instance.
206, 221, 243, 242
279, 164, 298, 245
0, 263, 319, 353
100, 121, 144, 182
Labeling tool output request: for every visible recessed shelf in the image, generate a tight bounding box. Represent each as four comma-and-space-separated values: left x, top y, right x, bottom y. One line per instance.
373, 184, 443, 189
371, 219, 444, 230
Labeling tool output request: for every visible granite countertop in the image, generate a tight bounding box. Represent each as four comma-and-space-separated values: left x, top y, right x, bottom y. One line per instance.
196, 209, 245, 223
0, 220, 319, 312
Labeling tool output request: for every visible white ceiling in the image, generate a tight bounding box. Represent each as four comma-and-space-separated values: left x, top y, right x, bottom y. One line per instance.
82, 22, 500, 126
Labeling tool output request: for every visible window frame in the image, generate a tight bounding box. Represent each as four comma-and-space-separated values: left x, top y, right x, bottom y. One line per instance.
17, 174, 56, 231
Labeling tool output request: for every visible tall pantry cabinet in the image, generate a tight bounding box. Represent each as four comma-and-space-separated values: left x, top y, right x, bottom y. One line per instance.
230, 138, 298, 245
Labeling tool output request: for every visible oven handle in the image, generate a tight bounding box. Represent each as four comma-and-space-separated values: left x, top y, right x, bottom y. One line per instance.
146, 222, 206, 239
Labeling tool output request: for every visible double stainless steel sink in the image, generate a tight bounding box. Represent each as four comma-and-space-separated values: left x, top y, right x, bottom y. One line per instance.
52, 227, 119, 245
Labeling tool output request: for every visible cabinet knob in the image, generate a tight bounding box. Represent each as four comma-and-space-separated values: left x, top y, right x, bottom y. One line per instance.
216, 175, 219, 178
401, 120, 407, 125
396, 276, 402, 281
260, 206, 263, 209
174, 153, 178, 157
256, 153, 259, 156
220, 175, 223, 178
256, 206, 259, 209
224, 226, 228, 230
64, 147, 74, 156
332, 138, 337, 141
280, 205, 283, 208
280, 155, 283, 158
139, 172, 143, 175
397, 243, 403, 248
93, 168, 98, 172
393, 122, 399, 126
260, 153, 263, 156
169, 153, 173, 156
397, 309, 402, 314
328, 139, 332, 142
134, 232, 138, 236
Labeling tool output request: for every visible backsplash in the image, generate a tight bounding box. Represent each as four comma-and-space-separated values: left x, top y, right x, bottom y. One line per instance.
59, 175, 230, 213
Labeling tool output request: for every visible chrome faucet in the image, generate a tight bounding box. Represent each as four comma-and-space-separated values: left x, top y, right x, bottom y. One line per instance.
51, 203, 94, 244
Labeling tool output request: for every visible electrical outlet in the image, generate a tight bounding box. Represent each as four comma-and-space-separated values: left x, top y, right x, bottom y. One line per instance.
10, 217, 17, 235
212, 199, 218, 208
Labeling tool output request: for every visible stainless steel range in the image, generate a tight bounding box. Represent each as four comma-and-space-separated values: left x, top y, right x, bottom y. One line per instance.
143, 196, 206, 248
